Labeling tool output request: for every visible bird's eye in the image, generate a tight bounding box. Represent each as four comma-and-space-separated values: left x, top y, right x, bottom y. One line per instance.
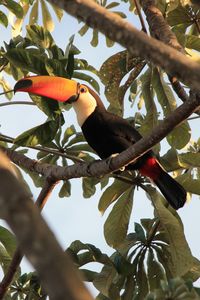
80, 86, 87, 93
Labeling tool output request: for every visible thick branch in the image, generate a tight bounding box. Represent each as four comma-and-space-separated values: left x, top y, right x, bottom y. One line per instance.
1, 91, 200, 181
0, 179, 59, 299
47, 0, 200, 90
0, 151, 93, 300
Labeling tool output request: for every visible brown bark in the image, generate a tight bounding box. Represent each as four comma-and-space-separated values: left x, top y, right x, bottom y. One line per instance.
0, 151, 94, 300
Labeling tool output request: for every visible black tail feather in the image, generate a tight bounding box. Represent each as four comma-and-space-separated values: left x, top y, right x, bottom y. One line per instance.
154, 171, 187, 210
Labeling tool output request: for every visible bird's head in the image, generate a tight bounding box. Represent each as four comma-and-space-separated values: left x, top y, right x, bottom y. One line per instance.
14, 75, 105, 126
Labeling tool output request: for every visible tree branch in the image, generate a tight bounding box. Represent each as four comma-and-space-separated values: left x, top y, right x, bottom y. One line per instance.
0, 151, 94, 300
140, 0, 183, 52
0, 179, 59, 299
47, 0, 200, 90
1, 91, 200, 182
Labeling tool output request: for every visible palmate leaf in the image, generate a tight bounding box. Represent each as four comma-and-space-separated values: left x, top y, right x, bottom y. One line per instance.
5, 48, 48, 75
152, 68, 191, 149
78, 1, 126, 48
26, 24, 55, 49
104, 187, 134, 248
147, 186, 198, 278
14, 119, 60, 146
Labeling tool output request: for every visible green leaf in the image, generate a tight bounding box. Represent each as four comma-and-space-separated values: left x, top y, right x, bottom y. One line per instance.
176, 173, 200, 195
26, 24, 55, 49
91, 29, 99, 47
98, 179, 131, 214
147, 248, 165, 291
160, 148, 180, 172
0, 77, 13, 100
152, 244, 173, 280
61, 125, 76, 146
0, 226, 17, 256
106, 37, 115, 47
167, 5, 193, 27
59, 180, 71, 198
104, 187, 134, 248
78, 24, 89, 36
5, 48, 47, 75
93, 264, 120, 299
82, 177, 99, 198
45, 58, 68, 77
68, 240, 110, 265
152, 68, 191, 149
178, 152, 200, 168
14, 119, 59, 146
147, 186, 194, 277
136, 249, 149, 298
40, 0, 54, 32
49, 2, 63, 21
30, 94, 60, 118
167, 121, 191, 150
100, 50, 140, 115
73, 71, 100, 93
4, 0, 23, 18
106, 2, 119, 9
0, 11, 8, 27
29, 0, 39, 25
183, 34, 200, 52
139, 68, 158, 143
134, 222, 146, 243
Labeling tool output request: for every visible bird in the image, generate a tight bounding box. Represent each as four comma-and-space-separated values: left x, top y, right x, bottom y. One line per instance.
13, 75, 187, 210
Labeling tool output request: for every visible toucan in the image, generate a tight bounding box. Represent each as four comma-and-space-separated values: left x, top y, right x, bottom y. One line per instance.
13, 75, 187, 209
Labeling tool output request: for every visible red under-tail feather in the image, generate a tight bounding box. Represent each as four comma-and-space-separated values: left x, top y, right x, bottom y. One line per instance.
139, 157, 186, 210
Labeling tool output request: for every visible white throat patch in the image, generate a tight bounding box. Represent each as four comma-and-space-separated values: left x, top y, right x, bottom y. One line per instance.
72, 92, 97, 127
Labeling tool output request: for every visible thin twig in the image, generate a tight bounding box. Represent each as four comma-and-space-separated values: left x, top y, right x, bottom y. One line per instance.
133, 0, 147, 33
0, 179, 58, 299
0, 134, 84, 163
0, 101, 36, 108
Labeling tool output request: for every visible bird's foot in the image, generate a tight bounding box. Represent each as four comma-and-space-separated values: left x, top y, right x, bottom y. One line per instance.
110, 153, 126, 171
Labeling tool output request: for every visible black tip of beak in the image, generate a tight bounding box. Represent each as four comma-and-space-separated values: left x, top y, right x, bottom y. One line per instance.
14, 79, 33, 93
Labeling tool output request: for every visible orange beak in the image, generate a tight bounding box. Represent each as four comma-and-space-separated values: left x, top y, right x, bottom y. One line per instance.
14, 76, 79, 103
